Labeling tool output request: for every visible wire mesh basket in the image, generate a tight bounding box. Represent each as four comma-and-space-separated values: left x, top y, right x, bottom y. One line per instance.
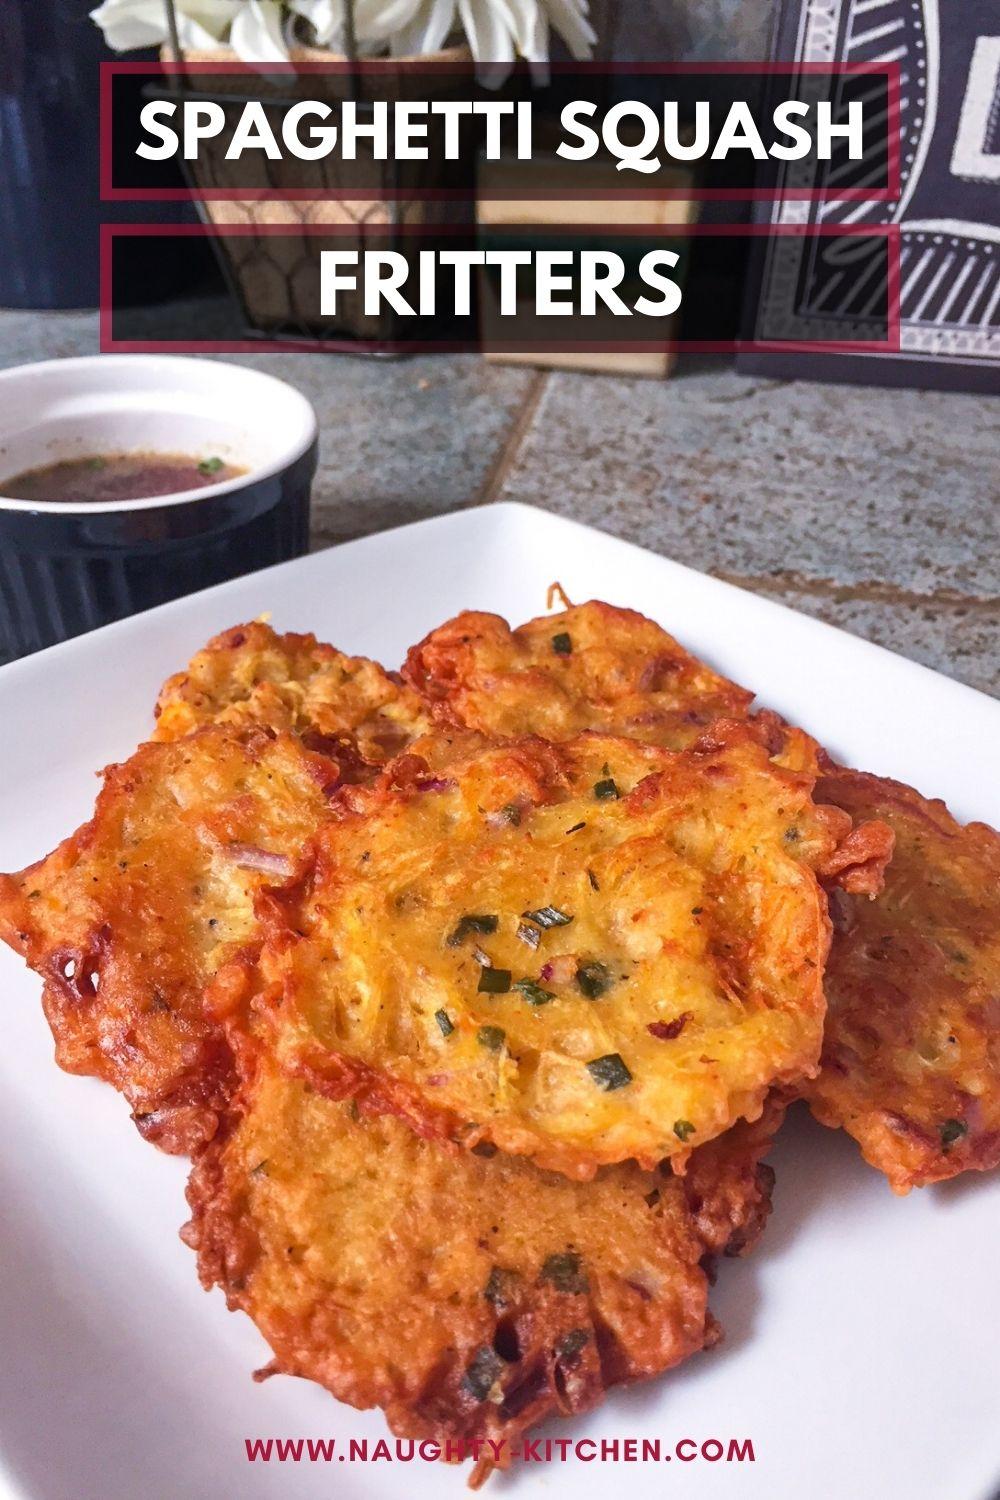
160, 0, 473, 350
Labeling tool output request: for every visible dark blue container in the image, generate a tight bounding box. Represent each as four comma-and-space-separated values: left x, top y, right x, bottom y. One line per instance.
0, 356, 319, 661
0, 462, 316, 659
0, 0, 112, 307
0, 2, 191, 309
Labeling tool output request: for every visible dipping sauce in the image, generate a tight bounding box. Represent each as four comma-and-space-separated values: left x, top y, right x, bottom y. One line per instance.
2, 453, 245, 504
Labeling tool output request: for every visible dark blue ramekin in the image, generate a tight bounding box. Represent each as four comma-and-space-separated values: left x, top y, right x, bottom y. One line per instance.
0, 357, 318, 661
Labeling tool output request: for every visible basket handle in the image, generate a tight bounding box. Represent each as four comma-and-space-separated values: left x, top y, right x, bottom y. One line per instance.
163, 0, 184, 67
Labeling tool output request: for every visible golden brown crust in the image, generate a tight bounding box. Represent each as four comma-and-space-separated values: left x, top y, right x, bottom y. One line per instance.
403, 603, 822, 777
805, 770, 1000, 1192
681, 1096, 784, 1258
404, 603, 754, 746
183, 1057, 778, 1462
154, 621, 430, 764
0, 726, 343, 1153
252, 726, 856, 1176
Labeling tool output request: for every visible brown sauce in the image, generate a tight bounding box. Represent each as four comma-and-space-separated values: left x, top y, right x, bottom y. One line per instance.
2, 453, 245, 504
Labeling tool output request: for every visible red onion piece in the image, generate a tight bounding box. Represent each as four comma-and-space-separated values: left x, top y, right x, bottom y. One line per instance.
539, 955, 576, 985
226, 843, 295, 879
648, 1012, 692, 1041
638, 653, 682, 692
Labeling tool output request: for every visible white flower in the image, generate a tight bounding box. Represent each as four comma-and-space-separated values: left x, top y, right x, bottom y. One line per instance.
392, 0, 593, 63
90, 0, 241, 52
91, 0, 594, 66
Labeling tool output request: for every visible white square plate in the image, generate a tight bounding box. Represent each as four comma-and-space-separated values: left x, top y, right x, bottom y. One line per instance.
0, 501, 997, 1500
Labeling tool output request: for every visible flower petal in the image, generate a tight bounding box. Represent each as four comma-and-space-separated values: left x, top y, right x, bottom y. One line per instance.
229, 0, 290, 60
352, 0, 425, 43
287, 0, 344, 46
390, 0, 457, 57
498, 0, 548, 61
185, 0, 243, 38
90, 0, 171, 51
457, 0, 515, 68
542, 0, 594, 58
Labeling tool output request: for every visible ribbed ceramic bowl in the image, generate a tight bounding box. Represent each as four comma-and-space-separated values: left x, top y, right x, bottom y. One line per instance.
0, 355, 318, 661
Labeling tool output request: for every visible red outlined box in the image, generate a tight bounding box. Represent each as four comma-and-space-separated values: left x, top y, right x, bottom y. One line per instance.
100, 220, 901, 357
100, 60, 901, 204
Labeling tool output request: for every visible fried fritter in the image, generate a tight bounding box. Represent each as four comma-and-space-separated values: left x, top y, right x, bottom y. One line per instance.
403, 602, 820, 774
154, 621, 430, 764
245, 726, 875, 1178
414, 601, 1000, 1199
0, 725, 346, 1154
184, 1055, 779, 1467
405, 603, 752, 745
806, 770, 1000, 1192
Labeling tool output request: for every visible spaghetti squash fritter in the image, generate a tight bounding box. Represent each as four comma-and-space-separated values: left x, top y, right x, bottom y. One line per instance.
184, 1057, 780, 1467
806, 770, 1000, 1193
250, 727, 872, 1177
404, 603, 752, 747
0, 726, 348, 1154
154, 621, 430, 763
403, 602, 821, 775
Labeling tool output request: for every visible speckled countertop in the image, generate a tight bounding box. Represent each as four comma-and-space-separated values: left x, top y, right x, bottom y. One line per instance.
2, 308, 997, 697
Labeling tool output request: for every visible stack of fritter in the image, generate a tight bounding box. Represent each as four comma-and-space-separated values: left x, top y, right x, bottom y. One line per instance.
2, 603, 997, 1477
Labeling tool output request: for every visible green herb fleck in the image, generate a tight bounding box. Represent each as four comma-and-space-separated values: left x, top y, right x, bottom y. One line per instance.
517, 921, 541, 950
940, 1118, 968, 1151
521, 906, 574, 930
673, 1119, 696, 1142
498, 803, 521, 826
594, 778, 620, 801
540, 1251, 588, 1293
513, 978, 555, 1007
556, 1328, 590, 1361
198, 456, 225, 475
587, 1053, 632, 1091
576, 961, 611, 999
462, 1346, 505, 1401
478, 1025, 507, 1051
484, 1266, 519, 1309
86, 456, 107, 471
435, 1009, 455, 1038
448, 914, 499, 947
552, 632, 572, 656
478, 969, 511, 995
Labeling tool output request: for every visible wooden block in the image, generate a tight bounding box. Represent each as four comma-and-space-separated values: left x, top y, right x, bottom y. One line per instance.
477, 154, 698, 229
485, 347, 676, 377
478, 154, 696, 377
